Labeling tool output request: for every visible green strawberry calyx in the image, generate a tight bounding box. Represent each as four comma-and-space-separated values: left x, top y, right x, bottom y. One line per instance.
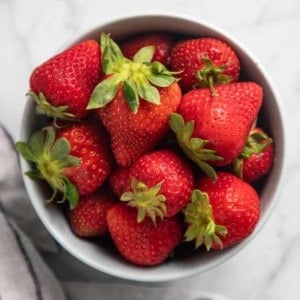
169, 113, 223, 181
234, 128, 273, 178
28, 91, 77, 126
184, 189, 227, 250
87, 33, 179, 113
120, 177, 166, 224
15, 126, 81, 208
195, 56, 229, 96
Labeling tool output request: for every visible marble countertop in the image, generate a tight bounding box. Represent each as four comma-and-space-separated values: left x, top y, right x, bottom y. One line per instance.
0, 0, 298, 299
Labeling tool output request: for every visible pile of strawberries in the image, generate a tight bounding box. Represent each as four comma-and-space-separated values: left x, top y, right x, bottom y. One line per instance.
16, 31, 274, 267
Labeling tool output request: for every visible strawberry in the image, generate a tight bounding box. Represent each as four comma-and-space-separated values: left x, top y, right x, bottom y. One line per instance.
120, 149, 194, 221
69, 188, 116, 237
121, 33, 174, 65
169, 37, 240, 92
87, 33, 181, 167
96, 83, 181, 167
234, 127, 274, 182
184, 172, 260, 250
106, 202, 183, 266
15, 119, 112, 208
169, 82, 263, 180
109, 166, 131, 197
29, 40, 101, 122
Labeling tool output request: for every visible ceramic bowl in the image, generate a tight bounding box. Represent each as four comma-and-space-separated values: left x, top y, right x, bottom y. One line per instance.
19, 12, 285, 282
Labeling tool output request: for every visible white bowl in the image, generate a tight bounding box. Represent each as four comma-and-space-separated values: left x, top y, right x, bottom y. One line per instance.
19, 12, 286, 282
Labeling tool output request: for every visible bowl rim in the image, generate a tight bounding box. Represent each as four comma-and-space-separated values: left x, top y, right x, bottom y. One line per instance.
19, 11, 286, 282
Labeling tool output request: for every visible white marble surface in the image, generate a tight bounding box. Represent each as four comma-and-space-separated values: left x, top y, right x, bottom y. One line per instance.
0, 0, 299, 299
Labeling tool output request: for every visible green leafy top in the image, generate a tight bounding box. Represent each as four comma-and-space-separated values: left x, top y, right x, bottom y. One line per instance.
15, 126, 81, 208
28, 91, 77, 126
184, 189, 227, 250
120, 177, 166, 224
87, 33, 179, 113
195, 56, 230, 96
169, 113, 223, 181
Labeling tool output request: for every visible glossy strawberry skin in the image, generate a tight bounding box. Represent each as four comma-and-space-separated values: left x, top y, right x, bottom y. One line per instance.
70, 188, 116, 237
97, 82, 182, 167
106, 203, 183, 266
197, 172, 260, 249
56, 119, 112, 196
121, 33, 174, 65
178, 82, 263, 165
30, 40, 101, 119
169, 37, 240, 91
242, 145, 274, 182
128, 149, 194, 217
109, 166, 131, 197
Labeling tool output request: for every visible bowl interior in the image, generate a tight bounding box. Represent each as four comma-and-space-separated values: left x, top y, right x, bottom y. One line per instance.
20, 13, 285, 282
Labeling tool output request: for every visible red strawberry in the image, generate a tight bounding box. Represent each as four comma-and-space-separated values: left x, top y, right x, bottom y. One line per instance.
169, 82, 263, 180
107, 202, 183, 266
87, 33, 181, 167
29, 40, 101, 121
169, 37, 240, 92
97, 83, 181, 167
70, 188, 116, 237
234, 127, 274, 182
121, 33, 174, 65
184, 172, 260, 250
15, 119, 112, 208
109, 166, 131, 197
120, 149, 194, 221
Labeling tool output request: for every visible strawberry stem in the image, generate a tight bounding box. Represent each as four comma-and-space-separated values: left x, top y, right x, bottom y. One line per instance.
120, 177, 166, 224
195, 56, 229, 96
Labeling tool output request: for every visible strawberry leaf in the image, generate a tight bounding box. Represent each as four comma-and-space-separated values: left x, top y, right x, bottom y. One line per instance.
123, 79, 139, 113
64, 178, 79, 209
169, 112, 185, 134
87, 75, 120, 109
151, 61, 168, 73
147, 73, 176, 87
101, 33, 124, 74
181, 120, 194, 142
15, 142, 37, 162
50, 138, 71, 161
25, 169, 43, 179
28, 130, 44, 157
136, 78, 160, 105
133, 46, 155, 63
